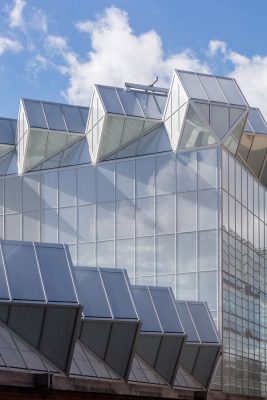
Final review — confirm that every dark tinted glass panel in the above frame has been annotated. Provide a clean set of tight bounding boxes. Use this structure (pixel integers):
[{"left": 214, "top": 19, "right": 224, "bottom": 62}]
[
  {"left": 188, "top": 303, "right": 219, "bottom": 343},
  {"left": 132, "top": 286, "right": 161, "bottom": 332}
]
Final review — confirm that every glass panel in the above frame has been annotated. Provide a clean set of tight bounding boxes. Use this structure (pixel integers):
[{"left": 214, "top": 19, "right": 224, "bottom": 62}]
[
  {"left": 77, "top": 166, "right": 96, "bottom": 205},
  {"left": 179, "top": 105, "right": 216, "bottom": 149},
  {"left": 132, "top": 286, "right": 161, "bottom": 332},
  {"left": 5, "top": 214, "right": 21, "bottom": 240},
  {"left": 177, "top": 191, "right": 197, "bottom": 232},
  {"left": 198, "top": 148, "right": 217, "bottom": 189},
  {"left": 62, "top": 106, "right": 86, "bottom": 133},
  {"left": 23, "top": 175, "right": 40, "bottom": 212},
  {"left": 41, "top": 171, "right": 58, "bottom": 209},
  {"left": 178, "top": 72, "right": 208, "bottom": 100},
  {"left": 116, "top": 200, "right": 135, "bottom": 239},
  {"left": 36, "top": 244, "right": 77, "bottom": 302},
  {"left": 199, "top": 230, "right": 217, "bottom": 271},
  {"left": 5, "top": 177, "right": 22, "bottom": 213},
  {"left": 121, "top": 119, "right": 144, "bottom": 145},
  {"left": 42, "top": 103, "right": 66, "bottom": 131},
  {"left": 136, "top": 157, "right": 155, "bottom": 197},
  {"left": 198, "top": 189, "right": 218, "bottom": 230},
  {"left": 216, "top": 77, "right": 247, "bottom": 106},
  {"left": 156, "top": 234, "right": 175, "bottom": 275},
  {"left": 136, "top": 237, "right": 154, "bottom": 276},
  {"left": 59, "top": 169, "right": 76, "bottom": 207},
  {"left": 100, "top": 270, "right": 137, "bottom": 319},
  {"left": 199, "top": 271, "right": 217, "bottom": 311},
  {"left": 135, "top": 92, "right": 162, "bottom": 119},
  {"left": 247, "top": 136, "right": 267, "bottom": 177},
  {"left": 149, "top": 288, "right": 183, "bottom": 333},
  {"left": 155, "top": 154, "right": 176, "bottom": 195},
  {"left": 176, "top": 273, "right": 197, "bottom": 301},
  {"left": 97, "top": 86, "right": 124, "bottom": 114},
  {"left": 25, "top": 130, "right": 48, "bottom": 170},
  {"left": 97, "top": 241, "right": 114, "bottom": 268},
  {"left": 156, "top": 195, "right": 175, "bottom": 234},
  {"left": 136, "top": 197, "right": 154, "bottom": 237},
  {"left": 2, "top": 243, "right": 45, "bottom": 301},
  {"left": 41, "top": 209, "right": 58, "bottom": 243},
  {"left": 78, "top": 204, "right": 95, "bottom": 242},
  {"left": 78, "top": 242, "right": 95, "bottom": 268},
  {"left": 248, "top": 108, "right": 267, "bottom": 134},
  {"left": 45, "top": 132, "right": 67, "bottom": 157},
  {"left": 176, "top": 301, "right": 199, "bottom": 342},
  {"left": 116, "top": 89, "right": 143, "bottom": 117},
  {"left": 188, "top": 302, "right": 219, "bottom": 342},
  {"left": 23, "top": 100, "right": 47, "bottom": 129},
  {"left": 177, "top": 151, "right": 197, "bottom": 192},
  {"left": 177, "top": 232, "right": 196, "bottom": 273},
  {"left": 97, "top": 202, "right": 114, "bottom": 241},
  {"left": 23, "top": 211, "right": 39, "bottom": 241},
  {"left": 116, "top": 239, "right": 134, "bottom": 277},
  {"left": 198, "top": 74, "right": 226, "bottom": 103},
  {"left": 59, "top": 207, "right": 76, "bottom": 244},
  {"left": 116, "top": 160, "right": 134, "bottom": 200},
  {"left": 75, "top": 268, "right": 111, "bottom": 318},
  {"left": 210, "top": 104, "right": 229, "bottom": 140},
  {"left": 96, "top": 164, "right": 115, "bottom": 202}
]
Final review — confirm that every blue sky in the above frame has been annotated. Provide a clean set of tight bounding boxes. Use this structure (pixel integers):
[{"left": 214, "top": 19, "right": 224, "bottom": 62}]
[{"left": 1, "top": 0, "right": 267, "bottom": 118}]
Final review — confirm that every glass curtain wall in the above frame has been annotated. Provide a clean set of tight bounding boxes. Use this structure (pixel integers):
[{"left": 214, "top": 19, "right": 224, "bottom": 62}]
[
  {"left": 0, "top": 147, "right": 219, "bottom": 321},
  {"left": 221, "top": 148, "right": 267, "bottom": 397}
]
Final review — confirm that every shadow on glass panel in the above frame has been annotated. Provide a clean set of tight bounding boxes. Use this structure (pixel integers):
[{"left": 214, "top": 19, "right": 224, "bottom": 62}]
[
  {"left": 132, "top": 285, "right": 186, "bottom": 386},
  {"left": 176, "top": 300, "right": 221, "bottom": 389},
  {"left": 75, "top": 266, "right": 140, "bottom": 381},
  {"left": 0, "top": 240, "right": 82, "bottom": 375}
]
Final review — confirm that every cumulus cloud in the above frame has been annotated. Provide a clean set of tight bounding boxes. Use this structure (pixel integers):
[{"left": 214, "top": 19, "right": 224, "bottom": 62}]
[
  {"left": 208, "top": 40, "right": 227, "bottom": 56},
  {"left": 0, "top": 37, "right": 22, "bottom": 55},
  {"left": 9, "top": 0, "right": 26, "bottom": 29},
  {"left": 55, "top": 6, "right": 209, "bottom": 105},
  {"left": 46, "top": 35, "right": 68, "bottom": 52}
]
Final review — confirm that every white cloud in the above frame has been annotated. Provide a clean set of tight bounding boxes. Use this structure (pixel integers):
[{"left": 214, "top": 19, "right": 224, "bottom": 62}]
[
  {"left": 29, "top": 8, "right": 48, "bottom": 33},
  {"left": 46, "top": 35, "right": 68, "bottom": 53},
  {"left": 208, "top": 40, "right": 227, "bottom": 56},
  {"left": 9, "top": 0, "right": 26, "bottom": 29},
  {"left": 56, "top": 6, "right": 209, "bottom": 105},
  {"left": 0, "top": 37, "right": 22, "bottom": 55}
]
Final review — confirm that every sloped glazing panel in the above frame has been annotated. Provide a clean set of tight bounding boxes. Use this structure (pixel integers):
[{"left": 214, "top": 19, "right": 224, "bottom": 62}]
[
  {"left": 223, "top": 113, "right": 247, "bottom": 156},
  {"left": 135, "top": 92, "right": 162, "bottom": 119},
  {"left": 131, "top": 286, "right": 162, "bottom": 332},
  {"left": 216, "top": 77, "right": 247, "bottom": 106},
  {"left": 62, "top": 106, "right": 87, "bottom": 133},
  {"left": 237, "top": 133, "right": 253, "bottom": 161},
  {"left": 36, "top": 244, "right": 77, "bottom": 303},
  {"left": 2, "top": 242, "right": 45, "bottom": 301},
  {"left": 198, "top": 75, "right": 226, "bottom": 103},
  {"left": 97, "top": 116, "right": 124, "bottom": 159},
  {"left": 247, "top": 108, "right": 267, "bottom": 134},
  {"left": 75, "top": 268, "right": 112, "bottom": 318},
  {"left": 210, "top": 104, "right": 229, "bottom": 140},
  {"left": 23, "top": 100, "right": 47, "bottom": 129},
  {"left": 42, "top": 103, "right": 66, "bottom": 131},
  {"left": 120, "top": 118, "right": 144, "bottom": 146},
  {"left": 100, "top": 269, "right": 137, "bottom": 319},
  {"left": 179, "top": 105, "right": 216, "bottom": 149},
  {"left": 149, "top": 288, "right": 183, "bottom": 333},
  {"left": 116, "top": 89, "right": 143, "bottom": 118},
  {"left": 25, "top": 130, "right": 48, "bottom": 170},
  {"left": 246, "top": 135, "right": 267, "bottom": 177},
  {"left": 0, "top": 119, "right": 16, "bottom": 144},
  {"left": 45, "top": 132, "right": 67, "bottom": 157},
  {"left": 97, "top": 86, "right": 124, "bottom": 115},
  {"left": 188, "top": 303, "right": 219, "bottom": 343},
  {"left": 178, "top": 71, "right": 208, "bottom": 101},
  {"left": 176, "top": 301, "right": 199, "bottom": 342}
]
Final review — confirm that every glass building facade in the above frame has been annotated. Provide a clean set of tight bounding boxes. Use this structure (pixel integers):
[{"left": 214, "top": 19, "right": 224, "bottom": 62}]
[{"left": 0, "top": 70, "right": 266, "bottom": 397}]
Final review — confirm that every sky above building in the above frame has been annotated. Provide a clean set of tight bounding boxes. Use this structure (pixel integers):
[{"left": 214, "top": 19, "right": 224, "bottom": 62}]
[{"left": 1, "top": 0, "right": 267, "bottom": 119}]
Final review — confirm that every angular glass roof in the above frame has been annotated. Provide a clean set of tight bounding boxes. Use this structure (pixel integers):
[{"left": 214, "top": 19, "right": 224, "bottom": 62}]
[
  {"left": 96, "top": 85, "right": 166, "bottom": 120},
  {"left": 176, "top": 70, "right": 248, "bottom": 106},
  {"left": 0, "top": 117, "right": 16, "bottom": 145},
  {"left": 22, "top": 99, "right": 88, "bottom": 133}
]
